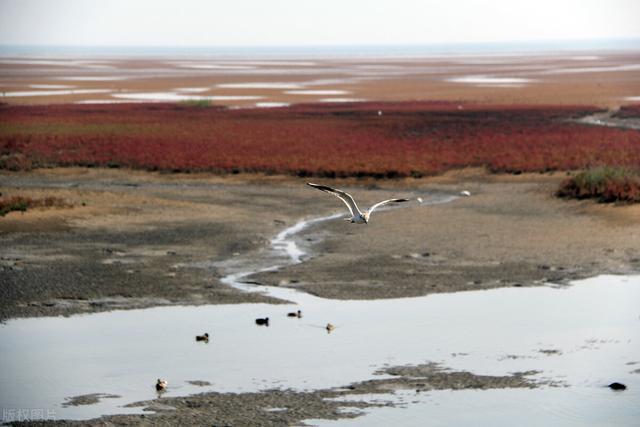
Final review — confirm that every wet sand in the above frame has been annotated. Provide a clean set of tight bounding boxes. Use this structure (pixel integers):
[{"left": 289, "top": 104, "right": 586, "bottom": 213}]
[
  {"left": 2, "top": 168, "right": 639, "bottom": 321},
  {"left": 2, "top": 51, "right": 640, "bottom": 107}
]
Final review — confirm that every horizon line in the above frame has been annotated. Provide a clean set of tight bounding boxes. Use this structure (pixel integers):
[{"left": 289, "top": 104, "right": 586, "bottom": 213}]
[{"left": 2, "top": 37, "right": 640, "bottom": 49}]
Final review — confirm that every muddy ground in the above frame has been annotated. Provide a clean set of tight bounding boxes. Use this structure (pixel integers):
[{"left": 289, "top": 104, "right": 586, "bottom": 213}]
[
  {"left": 17, "top": 364, "right": 543, "bottom": 426},
  {"left": 2, "top": 167, "right": 639, "bottom": 321}
]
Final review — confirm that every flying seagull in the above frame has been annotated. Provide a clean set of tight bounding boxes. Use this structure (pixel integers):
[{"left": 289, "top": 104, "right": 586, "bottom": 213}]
[{"left": 307, "top": 183, "right": 409, "bottom": 224}]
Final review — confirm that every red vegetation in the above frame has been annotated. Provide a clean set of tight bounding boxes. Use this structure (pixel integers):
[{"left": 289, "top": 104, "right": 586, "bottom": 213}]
[{"left": 1, "top": 102, "right": 639, "bottom": 177}]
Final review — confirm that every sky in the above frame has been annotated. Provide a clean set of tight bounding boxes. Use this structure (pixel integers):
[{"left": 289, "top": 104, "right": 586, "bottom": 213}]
[{"left": 1, "top": 0, "right": 639, "bottom": 47}]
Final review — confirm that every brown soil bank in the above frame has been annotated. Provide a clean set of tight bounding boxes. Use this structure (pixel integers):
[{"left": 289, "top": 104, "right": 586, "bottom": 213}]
[{"left": 1, "top": 168, "right": 639, "bottom": 320}]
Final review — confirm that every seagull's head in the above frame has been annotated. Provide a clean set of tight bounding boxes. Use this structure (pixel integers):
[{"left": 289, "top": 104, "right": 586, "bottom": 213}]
[{"left": 362, "top": 213, "right": 369, "bottom": 224}]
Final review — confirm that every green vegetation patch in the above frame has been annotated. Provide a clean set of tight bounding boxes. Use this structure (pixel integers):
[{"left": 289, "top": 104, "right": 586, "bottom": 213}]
[
  {"left": 178, "top": 99, "right": 212, "bottom": 108},
  {"left": 557, "top": 166, "right": 640, "bottom": 203},
  {"left": 0, "top": 195, "right": 71, "bottom": 216}
]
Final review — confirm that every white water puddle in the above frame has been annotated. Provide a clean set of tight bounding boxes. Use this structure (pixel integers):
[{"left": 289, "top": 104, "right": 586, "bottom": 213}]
[
  {"left": 174, "top": 87, "right": 210, "bottom": 93},
  {"left": 541, "top": 64, "right": 640, "bottom": 75},
  {"left": 569, "top": 56, "right": 602, "bottom": 61},
  {"left": 318, "top": 98, "right": 366, "bottom": 103},
  {"left": 74, "top": 99, "right": 147, "bottom": 105},
  {"left": 0, "top": 89, "right": 113, "bottom": 98},
  {"left": 305, "top": 78, "right": 369, "bottom": 86},
  {"left": 475, "top": 84, "right": 526, "bottom": 88},
  {"left": 176, "top": 63, "right": 257, "bottom": 70},
  {"left": 447, "top": 75, "right": 533, "bottom": 85},
  {"left": 56, "top": 76, "right": 129, "bottom": 81},
  {"left": 0, "top": 194, "right": 638, "bottom": 423},
  {"left": 29, "top": 84, "right": 76, "bottom": 89},
  {"left": 255, "top": 102, "right": 291, "bottom": 108},
  {"left": 354, "top": 64, "right": 402, "bottom": 70},
  {"left": 216, "top": 61, "right": 317, "bottom": 67},
  {"left": 216, "top": 82, "right": 306, "bottom": 90},
  {"left": 285, "top": 90, "right": 351, "bottom": 95},
  {"left": 0, "top": 59, "right": 111, "bottom": 68},
  {"left": 110, "top": 92, "right": 263, "bottom": 102}
]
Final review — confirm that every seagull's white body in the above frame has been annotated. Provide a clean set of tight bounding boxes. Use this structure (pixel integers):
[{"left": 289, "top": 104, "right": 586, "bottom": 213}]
[{"left": 307, "top": 183, "right": 408, "bottom": 224}]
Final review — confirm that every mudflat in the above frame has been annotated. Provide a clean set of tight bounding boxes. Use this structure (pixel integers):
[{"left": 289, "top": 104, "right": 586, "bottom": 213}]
[
  {"left": 2, "top": 52, "right": 640, "bottom": 107},
  {"left": 2, "top": 167, "right": 639, "bottom": 321}
]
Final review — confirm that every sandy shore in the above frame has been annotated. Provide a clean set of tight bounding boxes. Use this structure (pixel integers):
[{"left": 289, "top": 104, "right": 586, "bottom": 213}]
[{"left": 2, "top": 168, "right": 639, "bottom": 321}]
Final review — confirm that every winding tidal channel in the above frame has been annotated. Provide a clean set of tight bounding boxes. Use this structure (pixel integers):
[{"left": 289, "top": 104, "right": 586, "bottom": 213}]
[{"left": 1, "top": 194, "right": 639, "bottom": 425}]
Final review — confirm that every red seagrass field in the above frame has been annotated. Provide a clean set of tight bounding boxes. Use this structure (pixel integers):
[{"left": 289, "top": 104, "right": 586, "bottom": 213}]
[{"left": 2, "top": 101, "right": 640, "bottom": 177}]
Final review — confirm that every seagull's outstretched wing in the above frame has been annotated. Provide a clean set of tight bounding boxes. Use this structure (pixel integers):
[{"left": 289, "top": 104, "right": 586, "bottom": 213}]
[
  {"left": 307, "top": 183, "right": 362, "bottom": 216},
  {"left": 367, "top": 198, "right": 409, "bottom": 215}
]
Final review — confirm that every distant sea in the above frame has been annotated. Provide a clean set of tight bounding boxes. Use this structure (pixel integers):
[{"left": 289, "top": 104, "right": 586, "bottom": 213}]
[{"left": 0, "top": 39, "right": 639, "bottom": 58}]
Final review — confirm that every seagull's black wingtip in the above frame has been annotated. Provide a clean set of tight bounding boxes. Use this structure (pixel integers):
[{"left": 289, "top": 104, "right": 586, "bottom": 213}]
[{"left": 307, "top": 183, "right": 334, "bottom": 192}]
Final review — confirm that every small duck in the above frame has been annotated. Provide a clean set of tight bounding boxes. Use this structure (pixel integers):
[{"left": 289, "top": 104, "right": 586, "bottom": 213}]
[
  {"left": 156, "top": 378, "right": 168, "bottom": 391},
  {"left": 255, "top": 317, "right": 269, "bottom": 326},
  {"left": 326, "top": 323, "right": 335, "bottom": 333},
  {"left": 608, "top": 382, "right": 627, "bottom": 391},
  {"left": 287, "top": 310, "right": 302, "bottom": 318},
  {"left": 195, "top": 333, "right": 209, "bottom": 342}
]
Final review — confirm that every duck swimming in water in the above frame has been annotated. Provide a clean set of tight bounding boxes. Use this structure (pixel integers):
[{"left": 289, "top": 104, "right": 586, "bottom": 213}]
[
  {"left": 326, "top": 323, "right": 335, "bottom": 333},
  {"left": 255, "top": 317, "right": 269, "bottom": 326},
  {"left": 195, "top": 333, "right": 209, "bottom": 342},
  {"left": 287, "top": 310, "right": 302, "bottom": 318}
]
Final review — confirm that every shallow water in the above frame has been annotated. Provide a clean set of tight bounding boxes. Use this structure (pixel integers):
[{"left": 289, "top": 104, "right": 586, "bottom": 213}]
[
  {"left": 174, "top": 87, "right": 210, "bottom": 93},
  {"left": 74, "top": 99, "right": 147, "bottom": 104},
  {"left": 311, "top": 386, "right": 640, "bottom": 426},
  {"left": 0, "top": 89, "right": 112, "bottom": 97},
  {"left": 541, "top": 64, "right": 640, "bottom": 74},
  {"left": 217, "top": 82, "right": 305, "bottom": 89},
  {"left": 56, "top": 76, "right": 128, "bottom": 81},
  {"left": 1, "top": 275, "right": 637, "bottom": 422},
  {"left": 0, "top": 59, "right": 109, "bottom": 68},
  {"left": 285, "top": 89, "right": 351, "bottom": 95},
  {"left": 175, "top": 63, "right": 257, "bottom": 70},
  {"left": 448, "top": 75, "right": 533, "bottom": 85},
  {"left": 110, "top": 92, "right": 263, "bottom": 102},
  {"left": 318, "top": 98, "right": 366, "bottom": 103},
  {"left": 0, "top": 194, "right": 638, "bottom": 424},
  {"left": 254, "top": 101, "right": 291, "bottom": 108},
  {"left": 569, "top": 55, "right": 602, "bottom": 61},
  {"left": 29, "top": 84, "right": 75, "bottom": 89}
]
